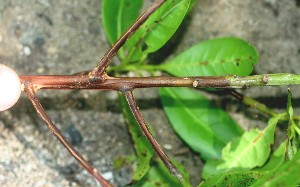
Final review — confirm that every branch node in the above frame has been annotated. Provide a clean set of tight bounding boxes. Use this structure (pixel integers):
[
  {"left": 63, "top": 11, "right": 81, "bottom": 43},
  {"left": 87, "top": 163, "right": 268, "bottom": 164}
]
[
  {"left": 192, "top": 78, "right": 201, "bottom": 87},
  {"left": 262, "top": 74, "right": 269, "bottom": 84},
  {"left": 119, "top": 85, "right": 134, "bottom": 92},
  {"left": 88, "top": 71, "right": 108, "bottom": 83}
]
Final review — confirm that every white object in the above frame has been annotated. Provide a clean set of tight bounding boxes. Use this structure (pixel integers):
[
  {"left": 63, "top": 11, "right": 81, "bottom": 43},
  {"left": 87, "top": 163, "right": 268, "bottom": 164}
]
[
  {"left": 102, "top": 171, "right": 113, "bottom": 181},
  {"left": 0, "top": 64, "right": 21, "bottom": 111}
]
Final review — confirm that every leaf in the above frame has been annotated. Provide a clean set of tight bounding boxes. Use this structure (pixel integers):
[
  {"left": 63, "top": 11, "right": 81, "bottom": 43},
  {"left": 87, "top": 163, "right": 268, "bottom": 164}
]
[
  {"left": 102, "top": 0, "right": 143, "bottom": 44},
  {"left": 250, "top": 150, "right": 300, "bottom": 187},
  {"left": 201, "top": 159, "right": 224, "bottom": 179},
  {"left": 124, "top": 0, "right": 191, "bottom": 62},
  {"left": 201, "top": 142, "right": 286, "bottom": 179},
  {"left": 218, "top": 115, "right": 283, "bottom": 170},
  {"left": 188, "top": 0, "right": 196, "bottom": 12},
  {"left": 159, "top": 37, "right": 258, "bottom": 76},
  {"left": 198, "top": 170, "right": 265, "bottom": 187},
  {"left": 119, "top": 93, "right": 154, "bottom": 181},
  {"left": 286, "top": 89, "right": 299, "bottom": 160},
  {"left": 256, "top": 142, "right": 286, "bottom": 172},
  {"left": 160, "top": 87, "right": 243, "bottom": 160},
  {"left": 113, "top": 155, "right": 135, "bottom": 170},
  {"left": 132, "top": 158, "right": 190, "bottom": 187},
  {"left": 102, "top": 0, "right": 143, "bottom": 58}
]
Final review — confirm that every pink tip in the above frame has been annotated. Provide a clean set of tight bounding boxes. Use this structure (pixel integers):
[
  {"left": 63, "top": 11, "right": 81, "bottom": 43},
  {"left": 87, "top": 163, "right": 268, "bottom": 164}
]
[{"left": 0, "top": 64, "right": 21, "bottom": 111}]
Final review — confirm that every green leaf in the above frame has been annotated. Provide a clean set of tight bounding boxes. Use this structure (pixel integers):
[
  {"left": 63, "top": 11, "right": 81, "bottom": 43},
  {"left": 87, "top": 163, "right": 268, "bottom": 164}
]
[
  {"left": 119, "top": 93, "right": 154, "bottom": 181},
  {"left": 113, "top": 155, "right": 135, "bottom": 170},
  {"left": 124, "top": 0, "right": 190, "bottom": 62},
  {"left": 102, "top": 0, "right": 143, "bottom": 44},
  {"left": 201, "top": 159, "right": 224, "bottom": 179},
  {"left": 250, "top": 150, "right": 300, "bottom": 187},
  {"left": 187, "top": 0, "right": 196, "bottom": 13},
  {"left": 132, "top": 158, "right": 190, "bottom": 187},
  {"left": 218, "top": 115, "right": 283, "bottom": 170},
  {"left": 160, "top": 87, "right": 243, "bottom": 160},
  {"left": 159, "top": 37, "right": 258, "bottom": 76},
  {"left": 102, "top": 0, "right": 143, "bottom": 58},
  {"left": 256, "top": 142, "right": 286, "bottom": 172},
  {"left": 198, "top": 170, "right": 265, "bottom": 187},
  {"left": 286, "top": 89, "right": 299, "bottom": 160},
  {"left": 201, "top": 142, "right": 286, "bottom": 179}
]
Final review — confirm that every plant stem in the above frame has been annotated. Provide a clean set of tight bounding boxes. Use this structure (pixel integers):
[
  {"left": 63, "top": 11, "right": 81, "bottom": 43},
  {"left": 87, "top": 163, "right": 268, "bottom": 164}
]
[
  {"left": 24, "top": 82, "right": 112, "bottom": 187},
  {"left": 229, "top": 90, "right": 300, "bottom": 122},
  {"left": 89, "top": 0, "right": 166, "bottom": 79},
  {"left": 229, "top": 90, "right": 279, "bottom": 117},
  {"left": 227, "top": 73, "right": 300, "bottom": 88},
  {"left": 20, "top": 73, "right": 300, "bottom": 91},
  {"left": 124, "top": 91, "right": 185, "bottom": 183}
]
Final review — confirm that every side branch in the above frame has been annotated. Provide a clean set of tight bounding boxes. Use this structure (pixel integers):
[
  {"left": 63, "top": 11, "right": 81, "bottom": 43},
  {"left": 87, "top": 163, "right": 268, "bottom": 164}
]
[
  {"left": 228, "top": 90, "right": 300, "bottom": 122},
  {"left": 89, "top": 0, "right": 166, "bottom": 79},
  {"left": 124, "top": 91, "right": 184, "bottom": 182},
  {"left": 24, "top": 82, "right": 112, "bottom": 187},
  {"left": 229, "top": 89, "right": 278, "bottom": 117}
]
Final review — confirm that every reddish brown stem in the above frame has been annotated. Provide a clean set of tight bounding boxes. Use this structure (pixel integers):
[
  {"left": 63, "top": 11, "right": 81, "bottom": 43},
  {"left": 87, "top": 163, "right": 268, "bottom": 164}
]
[
  {"left": 24, "top": 82, "right": 112, "bottom": 187},
  {"left": 20, "top": 75, "right": 229, "bottom": 90},
  {"left": 124, "top": 91, "right": 184, "bottom": 182},
  {"left": 89, "top": 0, "right": 166, "bottom": 79}
]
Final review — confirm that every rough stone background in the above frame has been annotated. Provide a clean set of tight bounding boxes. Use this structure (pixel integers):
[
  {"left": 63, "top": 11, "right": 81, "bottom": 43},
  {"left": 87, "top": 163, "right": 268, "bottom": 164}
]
[{"left": 0, "top": 0, "right": 299, "bottom": 186}]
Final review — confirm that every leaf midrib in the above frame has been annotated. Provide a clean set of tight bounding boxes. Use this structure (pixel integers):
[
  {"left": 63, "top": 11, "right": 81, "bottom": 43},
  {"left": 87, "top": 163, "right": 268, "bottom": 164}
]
[{"left": 222, "top": 116, "right": 279, "bottom": 168}]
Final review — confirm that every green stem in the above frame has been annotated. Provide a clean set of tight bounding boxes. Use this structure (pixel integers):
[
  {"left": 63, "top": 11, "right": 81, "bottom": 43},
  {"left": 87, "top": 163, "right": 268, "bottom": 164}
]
[
  {"left": 230, "top": 90, "right": 278, "bottom": 117},
  {"left": 227, "top": 74, "right": 300, "bottom": 88},
  {"left": 230, "top": 90, "right": 300, "bottom": 122}
]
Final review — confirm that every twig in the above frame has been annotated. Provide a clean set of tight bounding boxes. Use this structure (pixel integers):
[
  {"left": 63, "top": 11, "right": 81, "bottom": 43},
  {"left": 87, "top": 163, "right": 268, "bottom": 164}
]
[
  {"left": 14, "top": 0, "right": 300, "bottom": 184},
  {"left": 229, "top": 89, "right": 300, "bottom": 122},
  {"left": 229, "top": 90, "right": 278, "bottom": 117},
  {"left": 123, "top": 91, "right": 184, "bottom": 183},
  {"left": 20, "top": 73, "right": 300, "bottom": 91},
  {"left": 23, "top": 82, "right": 112, "bottom": 187},
  {"left": 89, "top": 0, "right": 166, "bottom": 80}
]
